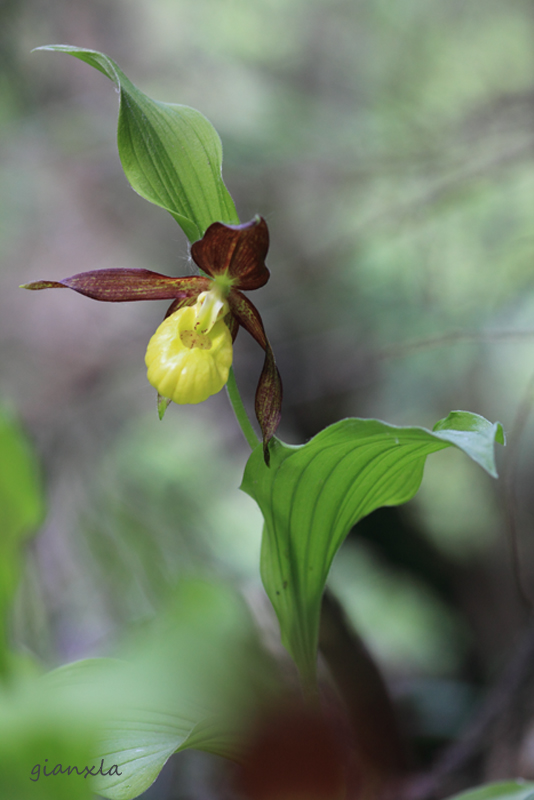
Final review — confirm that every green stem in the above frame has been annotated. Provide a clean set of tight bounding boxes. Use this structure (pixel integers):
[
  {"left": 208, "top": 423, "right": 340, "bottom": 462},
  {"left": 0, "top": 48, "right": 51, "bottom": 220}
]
[{"left": 225, "top": 367, "right": 260, "bottom": 451}]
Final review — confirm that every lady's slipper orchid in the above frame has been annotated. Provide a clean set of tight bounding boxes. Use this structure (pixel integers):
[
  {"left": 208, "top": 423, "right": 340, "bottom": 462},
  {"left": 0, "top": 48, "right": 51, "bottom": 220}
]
[
  {"left": 145, "top": 288, "right": 233, "bottom": 406},
  {"left": 22, "top": 217, "right": 282, "bottom": 463}
]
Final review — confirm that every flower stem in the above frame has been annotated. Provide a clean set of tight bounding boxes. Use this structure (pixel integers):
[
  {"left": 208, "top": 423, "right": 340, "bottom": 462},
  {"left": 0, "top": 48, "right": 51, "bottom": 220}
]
[{"left": 226, "top": 367, "right": 260, "bottom": 451}]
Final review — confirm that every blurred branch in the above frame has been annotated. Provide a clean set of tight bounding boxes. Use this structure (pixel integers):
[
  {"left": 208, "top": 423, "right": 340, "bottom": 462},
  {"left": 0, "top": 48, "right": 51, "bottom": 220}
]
[
  {"left": 402, "top": 617, "right": 534, "bottom": 800},
  {"left": 503, "top": 368, "right": 534, "bottom": 613},
  {"left": 378, "top": 330, "right": 534, "bottom": 361}
]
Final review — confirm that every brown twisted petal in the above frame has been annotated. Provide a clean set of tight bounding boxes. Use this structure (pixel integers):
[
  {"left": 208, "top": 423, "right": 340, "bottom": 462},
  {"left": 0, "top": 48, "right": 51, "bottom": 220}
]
[
  {"left": 191, "top": 217, "right": 270, "bottom": 291},
  {"left": 228, "top": 290, "right": 282, "bottom": 465},
  {"left": 22, "top": 269, "right": 211, "bottom": 303}
]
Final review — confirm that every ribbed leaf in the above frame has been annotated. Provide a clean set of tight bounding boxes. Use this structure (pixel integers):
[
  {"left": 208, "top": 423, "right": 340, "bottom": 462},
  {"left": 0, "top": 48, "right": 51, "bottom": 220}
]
[
  {"left": 241, "top": 411, "right": 504, "bottom": 686},
  {"left": 45, "top": 581, "right": 272, "bottom": 800},
  {"left": 35, "top": 46, "right": 239, "bottom": 242}
]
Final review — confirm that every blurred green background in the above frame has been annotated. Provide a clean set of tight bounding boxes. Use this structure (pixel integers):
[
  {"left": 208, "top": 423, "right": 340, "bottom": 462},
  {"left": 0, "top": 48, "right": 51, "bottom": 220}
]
[{"left": 3, "top": 0, "right": 534, "bottom": 784}]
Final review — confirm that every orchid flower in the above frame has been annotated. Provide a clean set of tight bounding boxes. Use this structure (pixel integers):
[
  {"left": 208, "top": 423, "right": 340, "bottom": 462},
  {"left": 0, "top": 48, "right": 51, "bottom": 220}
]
[{"left": 22, "top": 217, "right": 282, "bottom": 463}]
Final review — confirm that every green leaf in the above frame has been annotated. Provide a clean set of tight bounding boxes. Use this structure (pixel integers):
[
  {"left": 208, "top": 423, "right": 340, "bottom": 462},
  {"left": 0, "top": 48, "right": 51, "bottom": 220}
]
[
  {"left": 63, "top": 664, "right": 244, "bottom": 800},
  {"left": 34, "top": 46, "right": 239, "bottom": 242},
  {"left": 241, "top": 411, "right": 504, "bottom": 686},
  {"left": 445, "top": 781, "right": 534, "bottom": 800},
  {"left": 0, "top": 410, "right": 44, "bottom": 672},
  {"left": 0, "top": 676, "right": 97, "bottom": 799},
  {"left": 46, "top": 581, "right": 274, "bottom": 800}
]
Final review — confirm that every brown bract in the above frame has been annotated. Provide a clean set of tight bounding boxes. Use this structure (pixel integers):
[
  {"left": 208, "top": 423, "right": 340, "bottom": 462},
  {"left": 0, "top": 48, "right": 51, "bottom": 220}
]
[{"left": 22, "top": 216, "right": 282, "bottom": 464}]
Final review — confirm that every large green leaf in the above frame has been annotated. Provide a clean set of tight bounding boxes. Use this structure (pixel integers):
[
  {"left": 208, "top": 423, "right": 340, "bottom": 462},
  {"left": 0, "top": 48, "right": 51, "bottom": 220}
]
[
  {"left": 446, "top": 782, "right": 534, "bottom": 800},
  {"left": 45, "top": 581, "right": 275, "bottom": 800},
  {"left": 46, "top": 658, "right": 215, "bottom": 800},
  {"left": 0, "top": 410, "right": 44, "bottom": 673},
  {"left": 241, "top": 411, "right": 504, "bottom": 686},
  {"left": 35, "top": 46, "right": 239, "bottom": 242},
  {"left": 48, "top": 662, "right": 244, "bottom": 800}
]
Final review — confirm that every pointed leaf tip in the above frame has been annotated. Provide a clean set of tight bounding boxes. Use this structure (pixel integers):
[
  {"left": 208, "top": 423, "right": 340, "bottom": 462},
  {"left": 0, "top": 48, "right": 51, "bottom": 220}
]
[
  {"left": 158, "top": 394, "right": 171, "bottom": 420},
  {"left": 20, "top": 280, "right": 66, "bottom": 290},
  {"left": 431, "top": 411, "right": 504, "bottom": 478}
]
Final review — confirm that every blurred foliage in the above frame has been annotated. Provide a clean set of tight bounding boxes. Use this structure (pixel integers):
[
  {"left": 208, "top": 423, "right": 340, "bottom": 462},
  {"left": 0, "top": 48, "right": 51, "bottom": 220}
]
[
  {"left": 0, "top": 409, "right": 44, "bottom": 672},
  {"left": 410, "top": 448, "right": 501, "bottom": 561},
  {"left": 329, "top": 542, "right": 466, "bottom": 676},
  {"left": 0, "top": 578, "right": 273, "bottom": 799},
  {"left": 80, "top": 415, "right": 263, "bottom": 625},
  {"left": 3, "top": 0, "right": 534, "bottom": 789},
  {"left": 0, "top": 682, "right": 96, "bottom": 800},
  {"left": 0, "top": 407, "right": 44, "bottom": 554},
  {"left": 42, "top": 579, "right": 277, "bottom": 799},
  {"left": 447, "top": 783, "right": 534, "bottom": 800}
]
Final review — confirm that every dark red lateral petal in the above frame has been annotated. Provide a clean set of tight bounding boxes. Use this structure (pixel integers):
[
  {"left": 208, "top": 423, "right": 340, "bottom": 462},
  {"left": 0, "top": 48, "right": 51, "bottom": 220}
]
[
  {"left": 22, "top": 270, "right": 210, "bottom": 302},
  {"left": 190, "top": 217, "right": 270, "bottom": 291},
  {"left": 228, "top": 290, "right": 282, "bottom": 465},
  {"left": 225, "top": 313, "right": 240, "bottom": 343}
]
